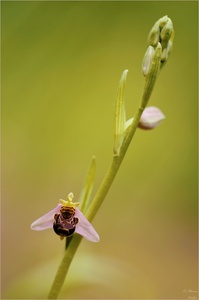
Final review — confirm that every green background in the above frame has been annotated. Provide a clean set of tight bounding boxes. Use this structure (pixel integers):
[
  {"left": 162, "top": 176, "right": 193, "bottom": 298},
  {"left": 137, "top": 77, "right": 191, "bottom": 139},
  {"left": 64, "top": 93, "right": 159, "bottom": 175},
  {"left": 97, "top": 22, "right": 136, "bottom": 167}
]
[{"left": 2, "top": 1, "right": 198, "bottom": 299}]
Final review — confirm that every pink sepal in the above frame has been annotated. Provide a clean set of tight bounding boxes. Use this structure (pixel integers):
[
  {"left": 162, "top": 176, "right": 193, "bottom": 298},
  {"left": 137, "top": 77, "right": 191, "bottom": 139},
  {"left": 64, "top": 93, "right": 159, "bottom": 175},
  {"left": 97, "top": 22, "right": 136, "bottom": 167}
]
[
  {"left": 139, "top": 106, "right": 165, "bottom": 130},
  {"left": 75, "top": 208, "right": 100, "bottom": 242},
  {"left": 31, "top": 204, "right": 62, "bottom": 230}
]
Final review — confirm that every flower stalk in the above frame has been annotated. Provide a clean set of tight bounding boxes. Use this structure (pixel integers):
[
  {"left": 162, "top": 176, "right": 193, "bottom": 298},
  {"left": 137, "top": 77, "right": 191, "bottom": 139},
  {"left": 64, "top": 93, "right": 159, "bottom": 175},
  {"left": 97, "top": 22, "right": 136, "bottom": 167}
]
[{"left": 31, "top": 15, "right": 174, "bottom": 299}]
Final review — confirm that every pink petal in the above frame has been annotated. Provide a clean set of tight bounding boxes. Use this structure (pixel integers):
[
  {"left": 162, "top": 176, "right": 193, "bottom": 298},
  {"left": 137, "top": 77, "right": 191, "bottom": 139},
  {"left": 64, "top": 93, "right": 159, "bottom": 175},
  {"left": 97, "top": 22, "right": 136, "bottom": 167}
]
[
  {"left": 139, "top": 106, "right": 165, "bottom": 130},
  {"left": 31, "top": 204, "right": 61, "bottom": 231},
  {"left": 75, "top": 208, "right": 100, "bottom": 242}
]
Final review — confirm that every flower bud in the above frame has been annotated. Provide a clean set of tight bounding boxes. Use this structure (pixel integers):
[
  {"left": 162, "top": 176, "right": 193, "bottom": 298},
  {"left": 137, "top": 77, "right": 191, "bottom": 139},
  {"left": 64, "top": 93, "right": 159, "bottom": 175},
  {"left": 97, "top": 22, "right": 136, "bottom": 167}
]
[
  {"left": 147, "top": 16, "right": 169, "bottom": 47},
  {"left": 161, "top": 39, "right": 172, "bottom": 62},
  {"left": 160, "top": 19, "right": 173, "bottom": 43},
  {"left": 138, "top": 106, "right": 165, "bottom": 130},
  {"left": 142, "top": 46, "right": 155, "bottom": 77},
  {"left": 147, "top": 16, "right": 174, "bottom": 69},
  {"left": 147, "top": 22, "right": 160, "bottom": 47},
  {"left": 158, "top": 15, "right": 170, "bottom": 28}
]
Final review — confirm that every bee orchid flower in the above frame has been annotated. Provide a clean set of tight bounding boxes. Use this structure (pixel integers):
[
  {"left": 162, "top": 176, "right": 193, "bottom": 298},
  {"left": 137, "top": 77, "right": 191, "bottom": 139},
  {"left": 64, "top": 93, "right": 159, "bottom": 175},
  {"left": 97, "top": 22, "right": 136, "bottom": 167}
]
[{"left": 31, "top": 193, "right": 100, "bottom": 242}]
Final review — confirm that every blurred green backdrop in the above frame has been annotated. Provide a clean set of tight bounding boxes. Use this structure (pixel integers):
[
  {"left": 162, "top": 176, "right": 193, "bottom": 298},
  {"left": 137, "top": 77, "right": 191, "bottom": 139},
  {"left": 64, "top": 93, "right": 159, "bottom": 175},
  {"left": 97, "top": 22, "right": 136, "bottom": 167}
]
[{"left": 2, "top": 1, "right": 198, "bottom": 299}]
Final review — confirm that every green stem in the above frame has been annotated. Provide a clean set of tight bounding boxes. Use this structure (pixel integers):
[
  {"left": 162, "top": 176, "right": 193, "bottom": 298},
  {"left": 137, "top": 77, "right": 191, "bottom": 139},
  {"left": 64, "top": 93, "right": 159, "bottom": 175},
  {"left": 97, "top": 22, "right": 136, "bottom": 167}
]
[
  {"left": 48, "top": 234, "right": 82, "bottom": 299},
  {"left": 48, "top": 44, "right": 162, "bottom": 299},
  {"left": 47, "top": 104, "right": 144, "bottom": 299}
]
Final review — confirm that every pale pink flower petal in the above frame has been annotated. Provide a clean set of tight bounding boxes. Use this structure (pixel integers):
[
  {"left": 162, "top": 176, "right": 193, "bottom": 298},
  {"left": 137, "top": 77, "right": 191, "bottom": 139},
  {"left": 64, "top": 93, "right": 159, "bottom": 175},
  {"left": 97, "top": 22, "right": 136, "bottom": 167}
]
[
  {"left": 75, "top": 208, "right": 100, "bottom": 242},
  {"left": 31, "top": 204, "right": 62, "bottom": 231},
  {"left": 139, "top": 106, "right": 165, "bottom": 130}
]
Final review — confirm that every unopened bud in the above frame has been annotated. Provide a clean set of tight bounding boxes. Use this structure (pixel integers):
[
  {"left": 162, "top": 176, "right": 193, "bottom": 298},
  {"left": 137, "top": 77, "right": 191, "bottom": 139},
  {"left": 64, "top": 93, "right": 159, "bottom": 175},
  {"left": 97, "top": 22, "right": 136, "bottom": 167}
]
[
  {"left": 158, "top": 15, "right": 170, "bottom": 28},
  {"left": 147, "top": 16, "right": 174, "bottom": 69},
  {"left": 138, "top": 106, "right": 165, "bottom": 130},
  {"left": 148, "top": 23, "right": 160, "bottom": 47},
  {"left": 160, "top": 19, "right": 173, "bottom": 43},
  {"left": 142, "top": 46, "right": 155, "bottom": 76},
  {"left": 161, "top": 39, "right": 172, "bottom": 62},
  {"left": 148, "top": 16, "right": 168, "bottom": 47}
]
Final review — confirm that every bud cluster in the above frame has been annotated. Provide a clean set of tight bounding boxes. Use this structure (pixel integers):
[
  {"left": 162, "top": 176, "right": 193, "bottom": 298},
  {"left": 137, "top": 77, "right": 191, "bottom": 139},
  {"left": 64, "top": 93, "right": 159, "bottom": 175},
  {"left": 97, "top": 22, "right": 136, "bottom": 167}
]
[
  {"left": 148, "top": 15, "right": 174, "bottom": 68},
  {"left": 142, "top": 16, "right": 174, "bottom": 81}
]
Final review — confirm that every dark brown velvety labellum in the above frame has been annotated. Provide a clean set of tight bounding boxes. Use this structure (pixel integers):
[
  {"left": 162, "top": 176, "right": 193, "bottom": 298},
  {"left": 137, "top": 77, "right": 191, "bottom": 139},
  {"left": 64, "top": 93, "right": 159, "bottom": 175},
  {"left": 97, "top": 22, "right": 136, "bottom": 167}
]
[{"left": 53, "top": 206, "right": 79, "bottom": 237}]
